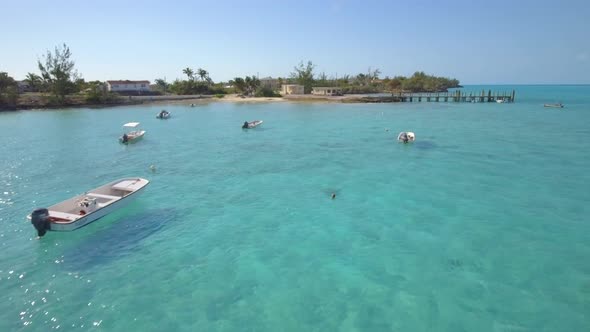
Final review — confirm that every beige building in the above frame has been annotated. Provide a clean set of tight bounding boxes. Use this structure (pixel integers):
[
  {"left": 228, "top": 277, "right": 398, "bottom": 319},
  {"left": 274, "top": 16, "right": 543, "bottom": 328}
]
[
  {"left": 311, "top": 87, "right": 343, "bottom": 96},
  {"left": 281, "top": 84, "right": 304, "bottom": 95}
]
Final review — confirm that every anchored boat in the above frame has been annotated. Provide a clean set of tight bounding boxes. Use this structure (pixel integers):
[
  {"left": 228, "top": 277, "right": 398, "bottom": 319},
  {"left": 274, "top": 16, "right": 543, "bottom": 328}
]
[
  {"left": 397, "top": 131, "right": 415, "bottom": 143},
  {"left": 242, "top": 120, "right": 263, "bottom": 129},
  {"left": 156, "top": 110, "right": 171, "bottom": 119},
  {"left": 28, "top": 178, "right": 150, "bottom": 237},
  {"left": 544, "top": 103, "right": 564, "bottom": 108},
  {"left": 119, "top": 122, "right": 145, "bottom": 144}
]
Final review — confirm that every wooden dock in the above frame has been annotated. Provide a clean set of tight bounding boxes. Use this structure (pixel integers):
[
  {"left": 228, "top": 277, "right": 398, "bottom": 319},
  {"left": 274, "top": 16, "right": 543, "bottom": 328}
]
[{"left": 392, "top": 89, "right": 516, "bottom": 103}]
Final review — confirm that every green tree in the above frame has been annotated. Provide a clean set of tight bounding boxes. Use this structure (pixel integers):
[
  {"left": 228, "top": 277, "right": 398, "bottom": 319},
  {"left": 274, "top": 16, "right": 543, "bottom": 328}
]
[
  {"left": 74, "top": 78, "right": 86, "bottom": 93},
  {"left": 84, "top": 81, "right": 112, "bottom": 104},
  {"left": 0, "top": 72, "right": 19, "bottom": 108},
  {"left": 291, "top": 61, "right": 315, "bottom": 94},
  {"left": 315, "top": 72, "right": 329, "bottom": 87},
  {"left": 197, "top": 68, "right": 209, "bottom": 83},
  {"left": 388, "top": 76, "right": 403, "bottom": 92},
  {"left": 231, "top": 77, "right": 246, "bottom": 94},
  {"left": 24, "top": 72, "right": 42, "bottom": 92},
  {"left": 154, "top": 78, "right": 169, "bottom": 93},
  {"left": 368, "top": 68, "right": 381, "bottom": 81},
  {"left": 38, "top": 43, "right": 79, "bottom": 103},
  {"left": 248, "top": 76, "right": 260, "bottom": 95},
  {"left": 183, "top": 68, "right": 194, "bottom": 81},
  {"left": 244, "top": 76, "right": 253, "bottom": 95}
]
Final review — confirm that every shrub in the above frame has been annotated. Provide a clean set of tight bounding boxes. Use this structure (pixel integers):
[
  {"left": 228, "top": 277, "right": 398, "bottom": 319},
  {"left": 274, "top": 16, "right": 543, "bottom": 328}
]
[{"left": 255, "top": 86, "right": 281, "bottom": 97}]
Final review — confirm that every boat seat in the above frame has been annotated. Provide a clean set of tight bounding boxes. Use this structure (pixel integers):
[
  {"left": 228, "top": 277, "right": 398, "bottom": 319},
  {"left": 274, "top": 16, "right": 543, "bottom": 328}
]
[
  {"left": 86, "top": 193, "right": 121, "bottom": 200},
  {"left": 48, "top": 210, "right": 79, "bottom": 221}
]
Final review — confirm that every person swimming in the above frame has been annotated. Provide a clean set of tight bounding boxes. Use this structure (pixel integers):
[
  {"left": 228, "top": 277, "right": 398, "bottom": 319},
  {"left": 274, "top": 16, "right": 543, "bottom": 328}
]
[
  {"left": 242, "top": 121, "right": 249, "bottom": 129},
  {"left": 331, "top": 193, "right": 336, "bottom": 199}
]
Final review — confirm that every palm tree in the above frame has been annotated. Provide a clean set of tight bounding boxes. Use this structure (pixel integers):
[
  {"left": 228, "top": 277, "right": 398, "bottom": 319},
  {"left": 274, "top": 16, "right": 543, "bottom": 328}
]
[
  {"left": 244, "top": 76, "right": 253, "bottom": 96},
  {"left": 250, "top": 76, "right": 260, "bottom": 94},
  {"left": 24, "top": 72, "right": 42, "bottom": 92},
  {"left": 232, "top": 77, "right": 246, "bottom": 94},
  {"left": 197, "top": 68, "right": 209, "bottom": 83},
  {"left": 182, "top": 68, "right": 194, "bottom": 81}
]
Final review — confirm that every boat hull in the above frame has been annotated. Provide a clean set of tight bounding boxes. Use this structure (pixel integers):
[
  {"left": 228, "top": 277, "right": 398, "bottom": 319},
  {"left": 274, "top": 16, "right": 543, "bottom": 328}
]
[
  {"left": 119, "top": 131, "right": 145, "bottom": 144},
  {"left": 28, "top": 178, "right": 149, "bottom": 234},
  {"left": 243, "top": 120, "right": 263, "bottom": 129},
  {"left": 49, "top": 184, "right": 147, "bottom": 231}
]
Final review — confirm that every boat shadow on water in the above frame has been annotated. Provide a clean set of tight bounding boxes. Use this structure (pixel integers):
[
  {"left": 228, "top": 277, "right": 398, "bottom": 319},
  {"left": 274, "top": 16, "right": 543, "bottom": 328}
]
[
  {"left": 60, "top": 207, "right": 179, "bottom": 270},
  {"left": 412, "top": 140, "right": 437, "bottom": 150}
]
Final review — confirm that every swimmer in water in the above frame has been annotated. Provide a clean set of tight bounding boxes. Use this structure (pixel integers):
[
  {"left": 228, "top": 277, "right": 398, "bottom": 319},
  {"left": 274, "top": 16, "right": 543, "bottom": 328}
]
[{"left": 331, "top": 193, "right": 336, "bottom": 199}]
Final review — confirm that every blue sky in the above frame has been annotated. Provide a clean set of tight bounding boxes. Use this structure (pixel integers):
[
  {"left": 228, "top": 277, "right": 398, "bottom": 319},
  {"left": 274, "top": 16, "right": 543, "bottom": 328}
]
[{"left": 1, "top": 0, "right": 589, "bottom": 84}]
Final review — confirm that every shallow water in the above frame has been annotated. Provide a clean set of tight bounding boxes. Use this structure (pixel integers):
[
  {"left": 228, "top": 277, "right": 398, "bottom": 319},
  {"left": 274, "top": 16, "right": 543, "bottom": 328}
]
[{"left": 1, "top": 85, "right": 589, "bottom": 331}]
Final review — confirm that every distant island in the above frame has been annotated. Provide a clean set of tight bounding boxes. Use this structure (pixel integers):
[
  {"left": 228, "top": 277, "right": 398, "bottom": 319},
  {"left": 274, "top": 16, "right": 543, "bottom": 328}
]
[{"left": 0, "top": 44, "right": 461, "bottom": 111}]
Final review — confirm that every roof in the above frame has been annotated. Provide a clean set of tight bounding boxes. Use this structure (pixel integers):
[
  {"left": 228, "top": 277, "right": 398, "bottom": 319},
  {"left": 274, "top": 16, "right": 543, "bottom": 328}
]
[
  {"left": 282, "top": 84, "right": 303, "bottom": 87},
  {"left": 313, "top": 87, "right": 342, "bottom": 90},
  {"left": 123, "top": 122, "right": 140, "bottom": 128},
  {"left": 107, "top": 80, "right": 150, "bottom": 85}
]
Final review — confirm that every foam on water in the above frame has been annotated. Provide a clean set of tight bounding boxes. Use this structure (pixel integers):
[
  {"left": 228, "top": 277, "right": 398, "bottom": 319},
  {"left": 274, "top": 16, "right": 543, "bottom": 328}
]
[{"left": 1, "top": 85, "right": 589, "bottom": 331}]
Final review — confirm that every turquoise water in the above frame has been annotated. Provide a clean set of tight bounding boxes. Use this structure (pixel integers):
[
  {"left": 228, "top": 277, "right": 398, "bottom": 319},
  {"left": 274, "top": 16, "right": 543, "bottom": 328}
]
[{"left": 1, "top": 85, "right": 589, "bottom": 331}]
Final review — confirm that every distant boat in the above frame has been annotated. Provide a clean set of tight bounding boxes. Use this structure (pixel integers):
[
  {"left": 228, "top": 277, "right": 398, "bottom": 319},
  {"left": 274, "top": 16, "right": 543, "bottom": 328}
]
[
  {"left": 156, "top": 110, "right": 171, "bottom": 119},
  {"left": 544, "top": 103, "right": 564, "bottom": 108},
  {"left": 496, "top": 99, "right": 506, "bottom": 103},
  {"left": 242, "top": 120, "right": 263, "bottom": 129},
  {"left": 119, "top": 122, "right": 145, "bottom": 144},
  {"left": 28, "top": 178, "right": 150, "bottom": 236},
  {"left": 398, "top": 131, "right": 415, "bottom": 143}
]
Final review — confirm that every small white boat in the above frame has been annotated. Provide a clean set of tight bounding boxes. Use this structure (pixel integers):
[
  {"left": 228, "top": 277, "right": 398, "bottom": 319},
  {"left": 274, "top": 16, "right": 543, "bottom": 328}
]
[
  {"left": 496, "top": 99, "right": 505, "bottom": 103},
  {"left": 28, "top": 178, "right": 150, "bottom": 236},
  {"left": 242, "top": 120, "right": 263, "bottom": 129},
  {"left": 156, "top": 110, "right": 171, "bottom": 119},
  {"left": 119, "top": 122, "right": 145, "bottom": 144},
  {"left": 544, "top": 103, "right": 564, "bottom": 108},
  {"left": 398, "top": 131, "right": 415, "bottom": 143}
]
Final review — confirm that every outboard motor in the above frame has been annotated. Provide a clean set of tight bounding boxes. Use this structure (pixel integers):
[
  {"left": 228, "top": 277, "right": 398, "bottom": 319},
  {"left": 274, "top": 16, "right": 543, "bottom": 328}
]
[
  {"left": 398, "top": 132, "right": 409, "bottom": 143},
  {"left": 31, "top": 208, "right": 50, "bottom": 237}
]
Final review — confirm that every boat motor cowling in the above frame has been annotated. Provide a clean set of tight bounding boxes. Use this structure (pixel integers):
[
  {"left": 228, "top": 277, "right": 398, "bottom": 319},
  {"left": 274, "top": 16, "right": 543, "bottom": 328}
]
[{"left": 31, "top": 208, "right": 50, "bottom": 237}]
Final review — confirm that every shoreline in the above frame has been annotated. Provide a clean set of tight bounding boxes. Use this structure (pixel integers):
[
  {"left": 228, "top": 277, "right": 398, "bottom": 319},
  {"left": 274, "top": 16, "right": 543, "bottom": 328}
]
[{"left": 2, "top": 93, "right": 404, "bottom": 111}]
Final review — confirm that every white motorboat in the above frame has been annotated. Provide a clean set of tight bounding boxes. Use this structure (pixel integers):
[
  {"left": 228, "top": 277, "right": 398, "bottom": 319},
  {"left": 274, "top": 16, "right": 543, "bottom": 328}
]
[
  {"left": 544, "top": 103, "right": 564, "bottom": 108},
  {"left": 398, "top": 131, "right": 415, "bottom": 143},
  {"left": 28, "top": 178, "right": 150, "bottom": 236},
  {"left": 242, "top": 120, "right": 263, "bottom": 129},
  {"left": 119, "top": 122, "right": 145, "bottom": 144},
  {"left": 156, "top": 110, "right": 171, "bottom": 119}
]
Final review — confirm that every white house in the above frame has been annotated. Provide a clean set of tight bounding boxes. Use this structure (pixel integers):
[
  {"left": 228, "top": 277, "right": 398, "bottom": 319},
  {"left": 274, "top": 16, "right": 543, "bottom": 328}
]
[
  {"left": 106, "top": 80, "right": 151, "bottom": 92},
  {"left": 281, "top": 84, "right": 304, "bottom": 95}
]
